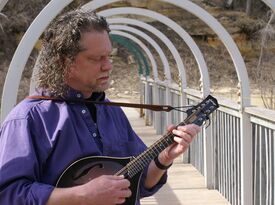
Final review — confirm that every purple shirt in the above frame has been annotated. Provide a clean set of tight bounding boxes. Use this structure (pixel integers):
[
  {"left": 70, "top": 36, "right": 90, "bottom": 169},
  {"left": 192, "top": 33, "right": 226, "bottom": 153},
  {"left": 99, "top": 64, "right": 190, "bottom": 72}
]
[{"left": 0, "top": 89, "right": 166, "bottom": 205}]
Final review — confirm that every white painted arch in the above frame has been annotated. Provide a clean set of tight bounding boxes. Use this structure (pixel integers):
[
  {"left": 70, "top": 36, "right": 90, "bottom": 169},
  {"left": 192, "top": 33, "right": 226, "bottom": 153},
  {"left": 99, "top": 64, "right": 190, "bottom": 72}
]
[
  {"left": 110, "top": 24, "right": 171, "bottom": 82},
  {"left": 29, "top": 31, "right": 160, "bottom": 94},
  {"left": 111, "top": 30, "right": 159, "bottom": 81},
  {"left": 108, "top": 17, "right": 187, "bottom": 89},
  {"left": 97, "top": 7, "right": 210, "bottom": 97},
  {"left": 30, "top": 24, "right": 170, "bottom": 92},
  {"left": 1, "top": 0, "right": 72, "bottom": 121},
  {"left": 84, "top": 0, "right": 250, "bottom": 106},
  {"left": 0, "top": 0, "right": 8, "bottom": 11},
  {"left": 160, "top": 0, "right": 250, "bottom": 107},
  {"left": 29, "top": 17, "right": 185, "bottom": 94},
  {"left": 1, "top": 0, "right": 210, "bottom": 121},
  {"left": 1, "top": 0, "right": 249, "bottom": 119},
  {"left": 85, "top": 0, "right": 254, "bottom": 107},
  {"left": 262, "top": 0, "right": 275, "bottom": 12}
]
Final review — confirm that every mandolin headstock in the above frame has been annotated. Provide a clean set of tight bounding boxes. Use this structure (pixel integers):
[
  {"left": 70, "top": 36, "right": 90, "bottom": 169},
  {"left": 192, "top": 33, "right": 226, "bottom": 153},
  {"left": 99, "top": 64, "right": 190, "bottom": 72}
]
[{"left": 184, "top": 95, "right": 219, "bottom": 126}]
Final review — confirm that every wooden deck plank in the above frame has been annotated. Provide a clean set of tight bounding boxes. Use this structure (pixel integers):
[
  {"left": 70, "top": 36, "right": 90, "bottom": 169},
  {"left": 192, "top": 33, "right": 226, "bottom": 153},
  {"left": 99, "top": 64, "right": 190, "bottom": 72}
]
[{"left": 120, "top": 105, "right": 231, "bottom": 205}]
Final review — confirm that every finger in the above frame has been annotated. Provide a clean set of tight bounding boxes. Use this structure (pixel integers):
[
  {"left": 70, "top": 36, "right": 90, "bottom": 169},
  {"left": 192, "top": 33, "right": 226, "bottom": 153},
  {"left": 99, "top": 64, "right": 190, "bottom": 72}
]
[
  {"left": 176, "top": 124, "right": 201, "bottom": 136},
  {"left": 172, "top": 129, "right": 193, "bottom": 140},
  {"left": 119, "top": 188, "right": 132, "bottom": 198},
  {"left": 177, "top": 124, "right": 200, "bottom": 131},
  {"left": 173, "top": 135, "right": 192, "bottom": 146},
  {"left": 116, "top": 189, "right": 132, "bottom": 204},
  {"left": 104, "top": 175, "right": 124, "bottom": 180},
  {"left": 176, "top": 125, "right": 197, "bottom": 136},
  {"left": 116, "top": 178, "right": 131, "bottom": 189},
  {"left": 116, "top": 197, "right": 126, "bottom": 204}
]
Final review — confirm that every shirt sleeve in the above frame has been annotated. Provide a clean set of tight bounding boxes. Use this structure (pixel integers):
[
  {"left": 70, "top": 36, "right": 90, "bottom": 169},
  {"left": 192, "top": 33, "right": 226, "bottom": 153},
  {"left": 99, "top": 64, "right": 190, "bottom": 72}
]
[
  {"left": 139, "top": 163, "right": 168, "bottom": 198},
  {"left": 0, "top": 118, "right": 54, "bottom": 205}
]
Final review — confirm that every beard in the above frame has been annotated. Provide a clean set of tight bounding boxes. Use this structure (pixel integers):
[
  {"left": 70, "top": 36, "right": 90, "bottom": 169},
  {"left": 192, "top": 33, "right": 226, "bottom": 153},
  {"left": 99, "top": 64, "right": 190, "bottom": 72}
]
[{"left": 91, "top": 78, "right": 111, "bottom": 93}]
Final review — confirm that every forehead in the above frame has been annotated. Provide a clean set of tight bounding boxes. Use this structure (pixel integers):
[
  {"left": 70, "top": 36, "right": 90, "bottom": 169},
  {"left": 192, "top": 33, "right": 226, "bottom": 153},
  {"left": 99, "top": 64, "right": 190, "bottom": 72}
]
[{"left": 79, "top": 31, "right": 112, "bottom": 55}]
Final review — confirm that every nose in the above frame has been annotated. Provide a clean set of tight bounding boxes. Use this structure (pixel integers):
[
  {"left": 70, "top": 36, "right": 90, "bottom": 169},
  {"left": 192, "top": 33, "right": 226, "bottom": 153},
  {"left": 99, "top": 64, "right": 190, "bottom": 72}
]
[{"left": 101, "top": 56, "right": 113, "bottom": 71}]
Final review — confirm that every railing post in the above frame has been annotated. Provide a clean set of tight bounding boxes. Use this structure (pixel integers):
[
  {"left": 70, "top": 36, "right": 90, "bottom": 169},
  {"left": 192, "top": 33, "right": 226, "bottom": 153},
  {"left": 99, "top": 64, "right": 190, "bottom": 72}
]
[
  {"left": 181, "top": 91, "right": 189, "bottom": 163},
  {"left": 165, "top": 85, "right": 172, "bottom": 126},
  {"left": 144, "top": 79, "right": 151, "bottom": 126},
  {"left": 153, "top": 82, "right": 162, "bottom": 135},
  {"left": 139, "top": 78, "right": 145, "bottom": 118},
  {"left": 240, "top": 112, "right": 252, "bottom": 205},
  {"left": 204, "top": 125, "right": 214, "bottom": 189}
]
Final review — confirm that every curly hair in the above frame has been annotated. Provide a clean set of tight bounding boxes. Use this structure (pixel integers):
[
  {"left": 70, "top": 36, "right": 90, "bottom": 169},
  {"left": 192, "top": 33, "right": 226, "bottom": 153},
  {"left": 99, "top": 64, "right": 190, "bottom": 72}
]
[{"left": 35, "top": 9, "right": 110, "bottom": 97}]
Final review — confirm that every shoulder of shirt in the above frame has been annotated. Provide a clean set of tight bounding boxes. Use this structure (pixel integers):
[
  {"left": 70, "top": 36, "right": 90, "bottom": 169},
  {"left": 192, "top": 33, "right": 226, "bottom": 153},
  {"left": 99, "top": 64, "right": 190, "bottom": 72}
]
[{"left": 2, "top": 97, "right": 64, "bottom": 124}]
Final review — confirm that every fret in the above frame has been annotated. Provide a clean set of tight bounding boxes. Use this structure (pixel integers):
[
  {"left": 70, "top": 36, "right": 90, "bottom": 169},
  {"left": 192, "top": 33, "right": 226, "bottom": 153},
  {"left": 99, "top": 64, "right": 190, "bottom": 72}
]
[{"left": 126, "top": 133, "right": 177, "bottom": 175}]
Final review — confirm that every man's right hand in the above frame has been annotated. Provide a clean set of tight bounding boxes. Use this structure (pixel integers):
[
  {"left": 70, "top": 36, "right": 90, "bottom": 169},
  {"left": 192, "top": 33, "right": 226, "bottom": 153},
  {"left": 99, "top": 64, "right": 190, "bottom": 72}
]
[
  {"left": 79, "top": 175, "right": 132, "bottom": 205},
  {"left": 46, "top": 175, "right": 131, "bottom": 205}
]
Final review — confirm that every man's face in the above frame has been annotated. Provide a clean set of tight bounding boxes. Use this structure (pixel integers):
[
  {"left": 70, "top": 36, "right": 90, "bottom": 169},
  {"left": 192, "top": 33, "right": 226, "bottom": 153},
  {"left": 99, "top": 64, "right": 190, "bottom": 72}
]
[{"left": 67, "top": 31, "right": 113, "bottom": 97}]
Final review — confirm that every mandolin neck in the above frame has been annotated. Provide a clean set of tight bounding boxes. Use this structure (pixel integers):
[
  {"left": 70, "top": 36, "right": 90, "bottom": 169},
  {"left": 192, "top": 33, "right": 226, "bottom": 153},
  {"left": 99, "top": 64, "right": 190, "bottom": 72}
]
[{"left": 116, "top": 120, "right": 188, "bottom": 178}]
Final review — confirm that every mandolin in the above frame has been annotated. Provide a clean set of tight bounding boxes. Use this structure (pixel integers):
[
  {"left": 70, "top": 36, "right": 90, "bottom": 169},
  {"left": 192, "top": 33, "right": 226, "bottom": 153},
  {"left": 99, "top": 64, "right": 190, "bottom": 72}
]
[{"left": 56, "top": 95, "right": 219, "bottom": 205}]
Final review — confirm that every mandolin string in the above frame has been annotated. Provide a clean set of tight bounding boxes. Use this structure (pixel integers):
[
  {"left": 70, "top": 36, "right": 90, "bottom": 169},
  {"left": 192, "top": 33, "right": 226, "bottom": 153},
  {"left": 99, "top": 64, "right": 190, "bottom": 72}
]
[
  {"left": 115, "top": 133, "right": 172, "bottom": 177},
  {"left": 116, "top": 131, "right": 182, "bottom": 177},
  {"left": 114, "top": 118, "right": 191, "bottom": 178}
]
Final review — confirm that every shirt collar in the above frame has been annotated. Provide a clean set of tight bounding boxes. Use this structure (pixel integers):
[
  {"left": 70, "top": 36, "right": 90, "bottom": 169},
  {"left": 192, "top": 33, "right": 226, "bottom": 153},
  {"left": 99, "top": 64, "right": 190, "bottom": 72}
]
[
  {"left": 65, "top": 88, "right": 106, "bottom": 102},
  {"left": 87, "top": 92, "right": 106, "bottom": 102}
]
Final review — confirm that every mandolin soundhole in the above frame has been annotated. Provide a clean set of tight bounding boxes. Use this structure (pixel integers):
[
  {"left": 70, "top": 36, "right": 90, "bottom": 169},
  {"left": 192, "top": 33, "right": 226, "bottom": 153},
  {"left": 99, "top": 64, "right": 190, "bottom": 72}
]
[{"left": 57, "top": 157, "right": 126, "bottom": 188}]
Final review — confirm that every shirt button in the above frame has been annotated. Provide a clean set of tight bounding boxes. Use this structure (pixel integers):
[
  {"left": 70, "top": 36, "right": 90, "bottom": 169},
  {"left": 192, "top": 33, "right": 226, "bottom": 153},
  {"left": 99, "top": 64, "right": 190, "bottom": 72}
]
[
  {"left": 76, "top": 93, "right": 82, "bottom": 98},
  {"left": 81, "top": 109, "right": 86, "bottom": 114},
  {"left": 92, "top": 133, "right": 97, "bottom": 137}
]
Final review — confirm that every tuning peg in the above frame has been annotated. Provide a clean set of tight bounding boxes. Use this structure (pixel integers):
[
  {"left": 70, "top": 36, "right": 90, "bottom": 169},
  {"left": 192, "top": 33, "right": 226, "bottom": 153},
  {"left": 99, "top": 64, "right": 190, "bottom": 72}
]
[{"left": 205, "top": 118, "right": 211, "bottom": 128}]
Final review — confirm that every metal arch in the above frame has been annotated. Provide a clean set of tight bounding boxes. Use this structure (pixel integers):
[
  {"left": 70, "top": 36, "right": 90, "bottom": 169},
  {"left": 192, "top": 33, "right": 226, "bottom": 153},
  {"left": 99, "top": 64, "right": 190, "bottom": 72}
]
[
  {"left": 97, "top": 8, "right": 210, "bottom": 95},
  {"left": 110, "top": 34, "right": 149, "bottom": 76},
  {"left": 0, "top": 0, "right": 209, "bottom": 121},
  {"left": 1, "top": 0, "right": 244, "bottom": 119},
  {"left": 29, "top": 31, "right": 159, "bottom": 96},
  {"left": 160, "top": 0, "right": 250, "bottom": 107},
  {"left": 0, "top": 0, "right": 8, "bottom": 11},
  {"left": 108, "top": 17, "right": 187, "bottom": 90},
  {"left": 262, "top": 0, "right": 275, "bottom": 12},
  {"left": 84, "top": 0, "right": 250, "bottom": 106},
  {"left": 110, "top": 24, "right": 171, "bottom": 83},
  {"left": 110, "top": 30, "right": 159, "bottom": 81},
  {"left": 0, "top": 0, "right": 72, "bottom": 122},
  {"left": 28, "top": 34, "right": 150, "bottom": 93},
  {"left": 1, "top": 0, "right": 183, "bottom": 121}
]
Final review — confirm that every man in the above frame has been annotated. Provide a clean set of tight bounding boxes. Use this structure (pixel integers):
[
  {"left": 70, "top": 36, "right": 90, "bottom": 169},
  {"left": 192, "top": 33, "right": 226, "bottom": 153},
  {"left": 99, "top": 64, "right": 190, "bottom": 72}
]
[{"left": 0, "top": 9, "right": 200, "bottom": 205}]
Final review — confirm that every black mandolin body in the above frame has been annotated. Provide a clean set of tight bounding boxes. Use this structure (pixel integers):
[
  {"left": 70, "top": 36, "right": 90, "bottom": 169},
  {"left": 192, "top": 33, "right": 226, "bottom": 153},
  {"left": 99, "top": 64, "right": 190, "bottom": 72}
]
[{"left": 56, "top": 156, "right": 142, "bottom": 205}]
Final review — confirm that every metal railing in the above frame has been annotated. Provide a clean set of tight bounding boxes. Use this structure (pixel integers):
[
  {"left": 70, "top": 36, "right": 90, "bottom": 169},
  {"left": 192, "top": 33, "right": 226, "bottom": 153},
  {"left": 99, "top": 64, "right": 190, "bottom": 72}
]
[{"left": 140, "top": 78, "right": 275, "bottom": 205}]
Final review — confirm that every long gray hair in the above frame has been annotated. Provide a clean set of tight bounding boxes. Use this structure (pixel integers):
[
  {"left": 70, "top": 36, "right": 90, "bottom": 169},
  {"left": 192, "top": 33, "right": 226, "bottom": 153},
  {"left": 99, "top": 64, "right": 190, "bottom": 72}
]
[{"left": 35, "top": 9, "right": 110, "bottom": 96}]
